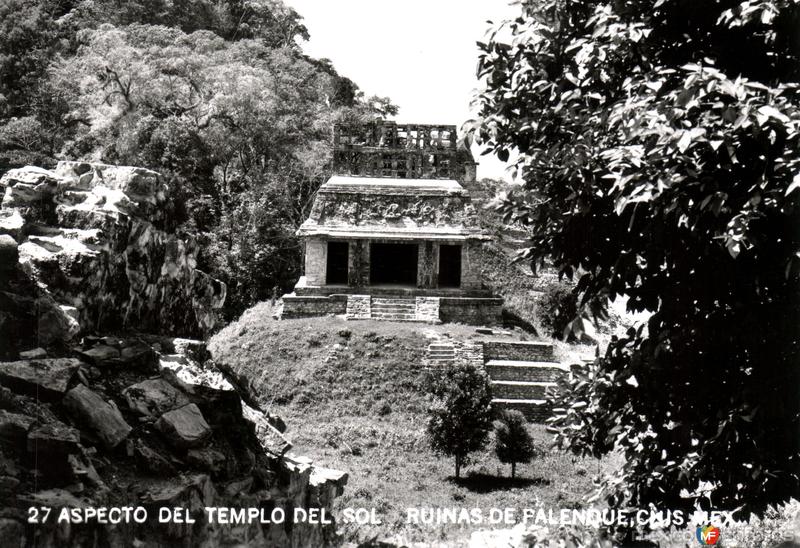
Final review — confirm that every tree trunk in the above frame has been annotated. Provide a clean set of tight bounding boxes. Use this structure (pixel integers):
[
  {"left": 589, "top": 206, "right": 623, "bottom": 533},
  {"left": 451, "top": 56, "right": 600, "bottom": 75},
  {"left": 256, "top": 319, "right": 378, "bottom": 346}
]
[
  {"left": 511, "top": 462, "right": 516, "bottom": 479},
  {"left": 455, "top": 455, "right": 461, "bottom": 479}
]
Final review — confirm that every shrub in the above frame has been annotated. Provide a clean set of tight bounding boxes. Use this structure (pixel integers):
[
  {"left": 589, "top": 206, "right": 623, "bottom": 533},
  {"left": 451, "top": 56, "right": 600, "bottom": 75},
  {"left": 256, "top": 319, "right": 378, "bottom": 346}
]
[
  {"left": 426, "top": 363, "right": 493, "bottom": 479},
  {"left": 536, "top": 281, "right": 578, "bottom": 340},
  {"left": 494, "top": 409, "right": 537, "bottom": 478}
]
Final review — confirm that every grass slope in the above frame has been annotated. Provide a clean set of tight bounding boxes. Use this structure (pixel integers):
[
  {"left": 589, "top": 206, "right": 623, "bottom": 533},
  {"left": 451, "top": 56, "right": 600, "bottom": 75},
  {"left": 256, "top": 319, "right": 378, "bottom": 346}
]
[{"left": 209, "top": 303, "right": 615, "bottom": 545}]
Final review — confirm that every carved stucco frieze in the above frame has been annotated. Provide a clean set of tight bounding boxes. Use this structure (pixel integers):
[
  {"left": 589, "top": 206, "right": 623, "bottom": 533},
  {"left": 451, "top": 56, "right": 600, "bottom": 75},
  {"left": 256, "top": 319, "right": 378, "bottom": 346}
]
[{"left": 310, "top": 194, "right": 479, "bottom": 228}]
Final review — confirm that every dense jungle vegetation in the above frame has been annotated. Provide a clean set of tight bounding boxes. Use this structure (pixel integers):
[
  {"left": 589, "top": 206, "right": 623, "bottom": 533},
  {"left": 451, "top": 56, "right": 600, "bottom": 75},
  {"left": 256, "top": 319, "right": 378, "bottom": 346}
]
[{"left": 0, "top": 0, "right": 396, "bottom": 318}]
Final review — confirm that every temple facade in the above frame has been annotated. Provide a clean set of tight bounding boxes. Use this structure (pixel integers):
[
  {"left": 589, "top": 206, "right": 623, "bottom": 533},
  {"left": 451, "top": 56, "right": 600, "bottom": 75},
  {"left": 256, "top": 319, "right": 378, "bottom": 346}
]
[{"left": 282, "top": 122, "right": 503, "bottom": 324}]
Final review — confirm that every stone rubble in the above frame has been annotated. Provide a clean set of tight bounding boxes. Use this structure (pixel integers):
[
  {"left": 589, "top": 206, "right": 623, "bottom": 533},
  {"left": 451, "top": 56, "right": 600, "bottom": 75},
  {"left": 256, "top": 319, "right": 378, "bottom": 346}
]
[{"left": 0, "top": 336, "right": 348, "bottom": 547}]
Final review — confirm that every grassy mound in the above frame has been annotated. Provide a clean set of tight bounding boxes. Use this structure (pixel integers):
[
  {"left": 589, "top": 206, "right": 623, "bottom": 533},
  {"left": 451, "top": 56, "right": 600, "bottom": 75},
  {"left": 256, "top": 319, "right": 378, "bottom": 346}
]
[{"left": 209, "top": 303, "right": 614, "bottom": 544}]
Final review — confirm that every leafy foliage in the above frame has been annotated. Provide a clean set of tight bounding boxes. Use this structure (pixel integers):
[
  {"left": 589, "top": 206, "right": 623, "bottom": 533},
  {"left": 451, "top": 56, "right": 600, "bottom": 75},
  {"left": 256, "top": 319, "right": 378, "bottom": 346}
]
[
  {"left": 471, "top": 0, "right": 800, "bottom": 516},
  {"left": 426, "top": 363, "right": 493, "bottom": 479},
  {"left": 536, "top": 280, "right": 579, "bottom": 340},
  {"left": 494, "top": 409, "right": 537, "bottom": 478}
]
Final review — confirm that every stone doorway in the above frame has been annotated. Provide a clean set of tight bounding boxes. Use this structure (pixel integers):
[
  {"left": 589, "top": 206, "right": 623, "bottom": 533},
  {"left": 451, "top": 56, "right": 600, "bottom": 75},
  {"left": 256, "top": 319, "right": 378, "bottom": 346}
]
[
  {"left": 326, "top": 241, "right": 349, "bottom": 285},
  {"left": 438, "top": 244, "right": 462, "bottom": 288},
  {"left": 370, "top": 242, "right": 418, "bottom": 286}
]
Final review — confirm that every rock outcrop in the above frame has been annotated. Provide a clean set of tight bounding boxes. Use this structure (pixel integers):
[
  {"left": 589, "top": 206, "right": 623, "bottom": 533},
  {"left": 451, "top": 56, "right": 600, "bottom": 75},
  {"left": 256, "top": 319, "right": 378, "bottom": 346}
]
[
  {"left": 0, "top": 161, "right": 349, "bottom": 546},
  {"left": 0, "top": 337, "right": 348, "bottom": 547},
  {"left": 0, "top": 161, "right": 226, "bottom": 357}
]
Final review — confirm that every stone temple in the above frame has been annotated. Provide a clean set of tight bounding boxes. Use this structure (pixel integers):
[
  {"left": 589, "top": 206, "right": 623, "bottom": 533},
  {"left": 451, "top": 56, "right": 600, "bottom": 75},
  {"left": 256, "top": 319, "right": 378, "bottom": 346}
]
[{"left": 282, "top": 122, "right": 503, "bottom": 324}]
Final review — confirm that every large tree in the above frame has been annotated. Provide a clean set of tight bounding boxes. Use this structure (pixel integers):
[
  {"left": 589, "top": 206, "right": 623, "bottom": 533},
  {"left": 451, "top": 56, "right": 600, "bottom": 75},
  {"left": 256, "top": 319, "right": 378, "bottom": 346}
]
[
  {"left": 471, "top": 0, "right": 800, "bottom": 516},
  {"left": 38, "top": 20, "right": 391, "bottom": 317}
]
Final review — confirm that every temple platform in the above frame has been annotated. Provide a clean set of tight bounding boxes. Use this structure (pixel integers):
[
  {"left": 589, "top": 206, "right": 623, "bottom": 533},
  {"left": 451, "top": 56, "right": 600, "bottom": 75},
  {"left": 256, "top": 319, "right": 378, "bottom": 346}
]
[{"left": 282, "top": 287, "right": 503, "bottom": 325}]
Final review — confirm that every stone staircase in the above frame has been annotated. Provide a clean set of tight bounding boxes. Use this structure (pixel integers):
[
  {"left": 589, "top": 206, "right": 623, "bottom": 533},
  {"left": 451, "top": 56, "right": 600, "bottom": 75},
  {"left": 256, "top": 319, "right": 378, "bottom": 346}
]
[
  {"left": 484, "top": 341, "right": 569, "bottom": 422},
  {"left": 371, "top": 297, "right": 417, "bottom": 321},
  {"left": 345, "top": 296, "right": 441, "bottom": 323},
  {"left": 426, "top": 340, "right": 456, "bottom": 366}
]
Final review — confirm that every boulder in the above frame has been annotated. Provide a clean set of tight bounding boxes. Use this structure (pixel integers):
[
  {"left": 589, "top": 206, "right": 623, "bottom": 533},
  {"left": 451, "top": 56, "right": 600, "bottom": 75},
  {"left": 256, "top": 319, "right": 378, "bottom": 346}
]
[
  {"left": 76, "top": 345, "right": 120, "bottom": 367},
  {"left": 36, "top": 295, "right": 80, "bottom": 346},
  {"left": 0, "top": 358, "right": 80, "bottom": 400},
  {"left": 123, "top": 378, "right": 190, "bottom": 417},
  {"left": 155, "top": 403, "right": 211, "bottom": 449},
  {"left": 63, "top": 384, "right": 132, "bottom": 449},
  {"left": 26, "top": 421, "right": 81, "bottom": 459},
  {"left": 19, "top": 348, "right": 47, "bottom": 359},
  {"left": 0, "top": 410, "right": 35, "bottom": 453},
  {"left": 133, "top": 439, "right": 176, "bottom": 476},
  {"left": 55, "top": 162, "right": 163, "bottom": 204},
  {"left": 0, "top": 235, "right": 18, "bottom": 271},
  {"left": 242, "top": 403, "right": 291, "bottom": 457},
  {"left": 186, "top": 447, "right": 226, "bottom": 475},
  {"left": 119, "top": 340, "right": 158, "bottom": 371},
  {"left": 0, "top": 209, "right": 24, "bottom": 238},
  {"left": 67, "top": 452, "right": 105, "bottom": 489},
  {"left": 0, "top": 166, "right": 59, "bottom": 208},
  {"left": 141, "top": 473, "right": 216, "bottom": 507},
  {"left": 139, "top": 474, "right": 217, "bottom": 538}
]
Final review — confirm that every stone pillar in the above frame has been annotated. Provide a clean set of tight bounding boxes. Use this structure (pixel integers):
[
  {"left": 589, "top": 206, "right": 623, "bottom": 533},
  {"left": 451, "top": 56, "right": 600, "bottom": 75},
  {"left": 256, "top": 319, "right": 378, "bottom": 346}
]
[
  {"left": 417, "top": 241, "right": 438, "bottom": 288},
  {"left": 305, "top": 238, "right": 327, "bottom": 286},
  {"left": 461, "top": 240, "right": 483, "bottom": 290},
  {"left": 348, "top": 240, "right": 370, "bottom": 287}
]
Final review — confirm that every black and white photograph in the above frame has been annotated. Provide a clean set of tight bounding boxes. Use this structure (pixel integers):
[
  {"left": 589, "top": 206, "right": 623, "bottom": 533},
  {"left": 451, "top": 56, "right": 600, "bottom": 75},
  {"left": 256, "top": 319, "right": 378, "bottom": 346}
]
[{"left": 0, "top": 0, "right": 798, "bottom": 546}]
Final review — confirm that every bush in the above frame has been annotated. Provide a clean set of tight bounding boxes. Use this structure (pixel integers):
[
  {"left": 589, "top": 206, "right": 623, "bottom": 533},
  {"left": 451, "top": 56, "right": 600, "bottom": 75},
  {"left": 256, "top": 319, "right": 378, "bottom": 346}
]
[
  {"left": 426, "top": 363, "right": 493, "bottom": 479},
  {"left": 536, "top": 281, "right": 578, "bottom": 340},
  {"left": 494, "top": 409, "right": 537, "bottom": 478}
]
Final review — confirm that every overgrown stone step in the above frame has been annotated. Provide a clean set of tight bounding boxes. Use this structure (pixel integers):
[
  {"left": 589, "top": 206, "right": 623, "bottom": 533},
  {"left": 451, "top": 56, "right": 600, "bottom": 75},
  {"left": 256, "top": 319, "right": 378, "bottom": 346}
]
[
  {"left": 483, "top": 341, "right": 555, "bottom": 362},
  {"left": 371, "top": 306, "right": 416, "bottom": 313},
  {"left": 428, "top": 351, "right": 455, "bottom": 357},
  {"left": 491, "top": 398, "right": 551, "bottom": 422},
  {"left": 371, "top": 314, "right": 417, "bottom": 321},
  {"left": 428, "top": 343, "right": 454, "bottom": 349},
  {"left": 485, "top": 360, "right": 569, "bottom": 382},
  {"left": 490, "top": 380, "right": 557, "bottom": 399}
]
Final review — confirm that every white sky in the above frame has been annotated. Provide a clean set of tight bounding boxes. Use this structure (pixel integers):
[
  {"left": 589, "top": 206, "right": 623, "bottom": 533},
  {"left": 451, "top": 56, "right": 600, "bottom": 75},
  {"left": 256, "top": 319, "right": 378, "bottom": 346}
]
[{"left": 284, "top": 0, "right": 519, "bottom": 180}]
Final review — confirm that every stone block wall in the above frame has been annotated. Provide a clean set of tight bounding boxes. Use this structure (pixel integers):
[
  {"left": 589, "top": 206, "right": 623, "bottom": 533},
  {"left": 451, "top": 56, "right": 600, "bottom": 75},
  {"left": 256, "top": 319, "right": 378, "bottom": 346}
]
[
  {"left": 281, "top": 295, "right": 347, "bottom": 319},
  {"left": 483, "top": 341, "right": 555, "bottom": 362},
  {"left": 453, "top": 340, "right": 484, "bottom": 369},
  {"left": 414, "top": 296, "right": 440, "bottom": 322},
  {"left": 345, "top": 295, "right": 371, "bottom": 319},
  {"left": 439, "top": 297, "right": 503, "bottom": 326}
]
